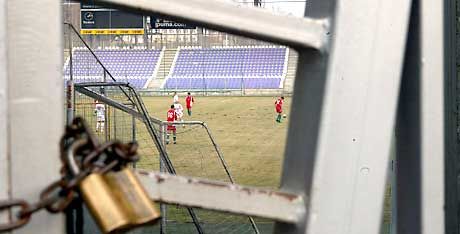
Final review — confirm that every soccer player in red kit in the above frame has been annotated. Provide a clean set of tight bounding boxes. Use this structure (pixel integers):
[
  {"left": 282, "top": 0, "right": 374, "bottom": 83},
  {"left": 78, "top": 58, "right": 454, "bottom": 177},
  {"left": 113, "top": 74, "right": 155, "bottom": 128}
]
[
  {"left": 166, "top": 105, "right": 177, "bottom": 144},
  {"left": 185, "top": 92, "right": 195, "bottom": 116},
  {"left": 275, "top": 96, "right": 285, "bottom": 123}
]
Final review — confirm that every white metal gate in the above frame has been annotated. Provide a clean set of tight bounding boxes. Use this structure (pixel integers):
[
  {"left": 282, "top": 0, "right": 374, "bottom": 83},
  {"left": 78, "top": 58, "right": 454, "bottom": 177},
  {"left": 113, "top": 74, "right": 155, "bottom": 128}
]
[{"left": 0, "top": 0, "right": 453, "bottom": 233}]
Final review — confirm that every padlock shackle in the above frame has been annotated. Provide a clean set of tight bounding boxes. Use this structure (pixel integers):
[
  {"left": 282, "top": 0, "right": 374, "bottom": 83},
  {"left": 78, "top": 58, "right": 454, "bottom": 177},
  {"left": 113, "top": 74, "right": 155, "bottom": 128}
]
[{"left": 66, "top": 138, "right": 89, "bottom": 176}]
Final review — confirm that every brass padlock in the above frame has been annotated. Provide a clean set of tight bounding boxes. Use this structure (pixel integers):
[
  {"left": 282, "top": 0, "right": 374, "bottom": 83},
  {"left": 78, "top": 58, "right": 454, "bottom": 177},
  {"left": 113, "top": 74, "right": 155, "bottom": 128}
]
[
  {"left": 67, "top": 141, "right": 131, "bottom": 233},
  {"left": 67, "top": 140, "right": 160, "bottom": 233},
  {"left": 79, "top": 174, "right": 131, "bottom": 233},
  {"left": 104, "top": 167, "right": 161, "bottom": 226}
]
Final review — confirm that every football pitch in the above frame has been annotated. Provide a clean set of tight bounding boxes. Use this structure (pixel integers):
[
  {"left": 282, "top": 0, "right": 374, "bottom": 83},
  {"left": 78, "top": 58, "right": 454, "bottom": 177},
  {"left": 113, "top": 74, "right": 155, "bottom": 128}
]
[
  {"left": 132, "top": 96, "right": 290, "bottom": 234},
  {"left": 139, "top": 95, "right": 391, "bottom": 233},
  {"left": 138, "top": 96, "right": 290, "bottom": 189},
  {"left": 90, "top": 95, "right": 391, "bottom": 234}
]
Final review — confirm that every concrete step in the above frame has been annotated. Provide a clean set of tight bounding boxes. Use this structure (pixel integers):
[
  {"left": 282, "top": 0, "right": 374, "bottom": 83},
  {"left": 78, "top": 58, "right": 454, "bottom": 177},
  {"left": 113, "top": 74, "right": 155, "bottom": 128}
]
[
  {"left": 282, "top": 49, "right": 298, "bottom": 93},
  {"left": 149, "top": 79, "right": 165, "bottom": 89},
  {"left": 148, "top": 48, "right": 178, "bottom": 89}
]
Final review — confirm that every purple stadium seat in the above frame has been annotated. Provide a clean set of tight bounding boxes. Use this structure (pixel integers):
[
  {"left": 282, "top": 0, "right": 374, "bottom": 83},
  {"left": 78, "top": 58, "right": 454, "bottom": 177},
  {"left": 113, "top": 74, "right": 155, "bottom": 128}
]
[
  {"left": 64, "top": 49, "right": 161, "bottom": 89},
  {"left": 166, "top": 47, "right": 286, "bottom": 89}
]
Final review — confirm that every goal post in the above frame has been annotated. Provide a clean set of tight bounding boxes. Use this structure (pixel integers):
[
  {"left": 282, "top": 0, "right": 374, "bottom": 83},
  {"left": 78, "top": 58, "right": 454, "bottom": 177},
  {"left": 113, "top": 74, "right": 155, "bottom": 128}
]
[{"left": 72, "top": 82, "right": 261, "bottom": 233}]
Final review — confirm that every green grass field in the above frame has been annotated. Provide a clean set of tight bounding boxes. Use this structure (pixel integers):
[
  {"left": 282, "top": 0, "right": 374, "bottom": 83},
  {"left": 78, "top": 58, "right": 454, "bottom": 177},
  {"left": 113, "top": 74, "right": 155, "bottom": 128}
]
[
  {"left": 76, "top": 94, "right": 391, "bottom": 234},
  {"left": 141, "top": 95, "right": 392, "bottom": 234},
  {"left": 134, "top": 96, "right": 290, "bottom": 234},
  {"left": 139, "top": 96, "right": 290, "bottom": 189},
  {"left": 75, "top": 95, "right": 290, "bottom": 234}
]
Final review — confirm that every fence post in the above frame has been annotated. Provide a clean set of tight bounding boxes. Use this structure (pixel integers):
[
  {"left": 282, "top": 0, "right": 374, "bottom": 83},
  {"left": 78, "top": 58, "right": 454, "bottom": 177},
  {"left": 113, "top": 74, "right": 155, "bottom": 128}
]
[
  {"left": 0, "top": 0, "right": 8, "bottom": 226},
  {"left": 132, "top": 105, "right": 137, "bottom": 168},
  {"left": 6, "top": 0, "right": 64, "bottom": 233},
  {"left": 159, "top": 123, "right": 167, "bottom": 234}
]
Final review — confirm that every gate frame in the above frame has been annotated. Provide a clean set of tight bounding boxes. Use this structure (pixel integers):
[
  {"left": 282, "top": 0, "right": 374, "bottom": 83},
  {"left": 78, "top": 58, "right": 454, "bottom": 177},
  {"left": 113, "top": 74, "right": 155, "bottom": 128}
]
[{"left": 1, "top": 0, "right": 453, "bottom": 233}]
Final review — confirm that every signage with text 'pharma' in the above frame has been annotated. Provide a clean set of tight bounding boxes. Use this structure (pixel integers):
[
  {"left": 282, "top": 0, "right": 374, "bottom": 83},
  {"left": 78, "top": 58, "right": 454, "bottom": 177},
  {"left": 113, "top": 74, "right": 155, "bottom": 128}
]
[{"left": 152, "top": 18, "right": 196, "bottom": 29}]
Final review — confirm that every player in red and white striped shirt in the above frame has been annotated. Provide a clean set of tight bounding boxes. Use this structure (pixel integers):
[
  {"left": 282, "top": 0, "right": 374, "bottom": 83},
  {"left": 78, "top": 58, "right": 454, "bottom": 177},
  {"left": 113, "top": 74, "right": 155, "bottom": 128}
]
[{"left": 166, "top": 105, "right": 177, "bottom": 144}]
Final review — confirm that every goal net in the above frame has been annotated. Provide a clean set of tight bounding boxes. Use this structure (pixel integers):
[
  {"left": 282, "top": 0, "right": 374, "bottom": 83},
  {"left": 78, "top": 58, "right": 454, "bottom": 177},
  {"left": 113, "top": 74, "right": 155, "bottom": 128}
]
[{"left": 71, "top": 83, "right": 262, "bottom": 234}]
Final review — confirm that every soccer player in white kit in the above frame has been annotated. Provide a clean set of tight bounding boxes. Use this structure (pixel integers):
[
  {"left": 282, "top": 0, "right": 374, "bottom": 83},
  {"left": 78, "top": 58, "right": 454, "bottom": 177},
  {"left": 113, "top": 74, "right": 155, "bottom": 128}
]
[
  {"left": 173, "top": 101, "right": 184, "bottom": 127},
  {"left": 173, "top": 92, "right": 179, "bottom": 104},
  {"left": 94, "top": 100, "right": 106, "bottom": 133}
]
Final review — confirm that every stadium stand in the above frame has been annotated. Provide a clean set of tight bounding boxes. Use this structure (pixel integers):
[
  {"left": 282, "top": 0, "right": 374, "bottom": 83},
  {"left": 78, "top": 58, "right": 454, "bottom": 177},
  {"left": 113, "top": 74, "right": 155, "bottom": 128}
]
[
  {"left": 64, "top": 47, "right": 162, "bottom": 89},
  {"left": 163, "top": 46, "right": 288, "bottom": 89}
]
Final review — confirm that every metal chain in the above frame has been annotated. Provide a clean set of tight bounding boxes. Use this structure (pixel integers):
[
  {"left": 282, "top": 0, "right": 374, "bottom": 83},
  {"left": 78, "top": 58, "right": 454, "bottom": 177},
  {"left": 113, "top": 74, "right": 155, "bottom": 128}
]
[{"left": 0, "top": 117, "right": 139, "bottom": 232}]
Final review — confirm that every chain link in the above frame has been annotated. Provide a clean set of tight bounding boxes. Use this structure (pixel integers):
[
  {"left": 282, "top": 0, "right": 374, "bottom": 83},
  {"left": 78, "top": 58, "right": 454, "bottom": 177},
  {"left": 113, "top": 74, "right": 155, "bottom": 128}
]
[
  {"left": 0, "top": 117, "right": 139, "bottom": 232},
  {"left": 0, "top": 199, "right": 30, "bottom": 231}
]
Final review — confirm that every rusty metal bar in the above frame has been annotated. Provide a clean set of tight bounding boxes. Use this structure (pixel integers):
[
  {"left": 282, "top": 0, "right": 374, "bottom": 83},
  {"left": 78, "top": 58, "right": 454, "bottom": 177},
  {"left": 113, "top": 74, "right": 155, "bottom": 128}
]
[
  {"left": 137, "top": 170, "right": 305, "bottom": 224},
  {"left": 98, "top": 0, "right": 329, "bottom": 51}
]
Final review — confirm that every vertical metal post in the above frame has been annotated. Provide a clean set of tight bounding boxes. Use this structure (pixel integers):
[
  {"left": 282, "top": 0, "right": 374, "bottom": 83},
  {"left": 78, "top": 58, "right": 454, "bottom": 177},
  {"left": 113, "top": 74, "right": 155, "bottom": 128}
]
[
  {"left": 273, "top": 48, "right": 329, "bottom": 234},
  {"left": 143, "top": 16, "right": 149, "bottom": 49},
  {"left": 276, "top": 0, "right": 412, "bottom": 233},
  {"left": 65, "top": 23, "right": 78, "bottom": 232},
  {"left": 67, "top": 23, "right": 74, "bottom": 125},
  {"left": 161, "top": 33, "right": 165, "bottom": 79},
  {"left": 66, "top": 80, "right": 74, "bottom": 125},
  {"left": 7, "top": 1, "right": 64, "bottom": 234},
  {"left": 160, "top": 124, "right": 167, "bottom": 234},
  {"left": 0, "top": 0, "right": 8, "bottom": 226},
  {"left": 273, "top": 2, "right": 333, "bottom": 228},
  {"left": 103, "top": 74, "right": 109, "bottom": 142},
  {"left": 104, "top": 106, "right": 109, "bottom": 141},
  {"left": 113, "top": 107, "right": 117, "bottom": 140},
  {"left": 132, "top": 107, "right": 137, "bottom": 168},
  {"left": 274, "top": 3, "right": 334, "bottom": 234},
  {"left": 396, "top": 0, "right": 446, "bottom": 233},
  {"left": 444, "top": 0, "right": 459, "bottom": 231},
  {"left": 390, "top": 134, "right": 396, "bottom": 234}
]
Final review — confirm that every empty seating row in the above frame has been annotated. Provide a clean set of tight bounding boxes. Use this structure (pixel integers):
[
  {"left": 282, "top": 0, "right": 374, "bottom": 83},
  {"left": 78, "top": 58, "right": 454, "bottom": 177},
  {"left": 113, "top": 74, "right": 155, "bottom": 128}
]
[
  {"left": 63, "top": 49, "right": 161, "bottom": 89},
  {"left": 164, "top": 77, "right": 281, "bottom": 89},
  {"left": 164, "top": 47, "right": 287, "bottom": 89},
  {"left": 63, "top": 47, "right": 287, "bottom": 90}
]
